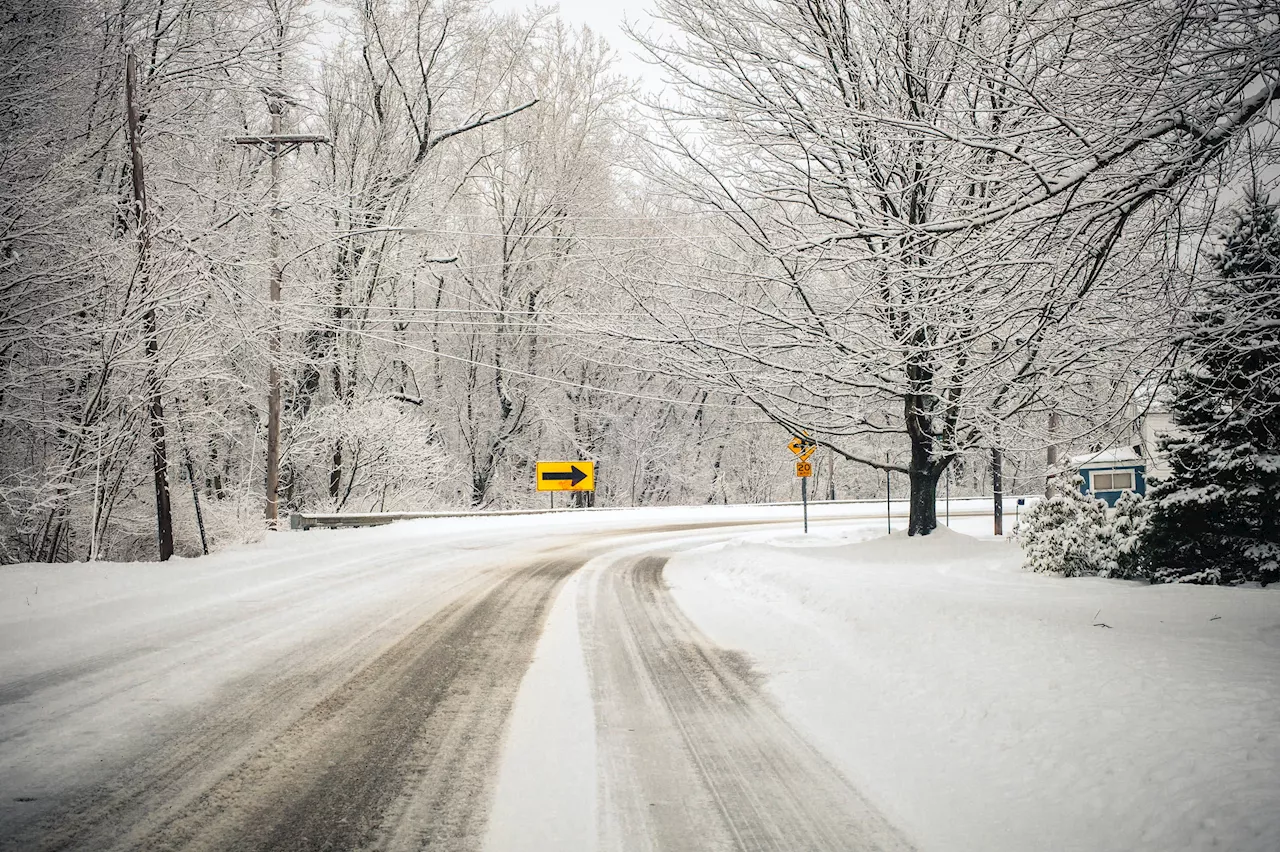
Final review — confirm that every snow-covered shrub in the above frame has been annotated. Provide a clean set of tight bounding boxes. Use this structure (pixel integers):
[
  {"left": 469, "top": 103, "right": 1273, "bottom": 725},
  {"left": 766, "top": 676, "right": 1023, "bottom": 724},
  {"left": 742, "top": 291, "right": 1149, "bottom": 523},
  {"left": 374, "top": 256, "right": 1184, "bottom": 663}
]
[
  {"left": 1105, "top": 489, "right": 1151, "bottom": 580},
  {"left": 1017, "top": 476, "right": 1152, "bottom": 579},
  {"left": 288, "top": 400, "right": 448, "bottom": 512},
  {"left": 1017, "top": 476, "right": 1110, "bottom": 576}
]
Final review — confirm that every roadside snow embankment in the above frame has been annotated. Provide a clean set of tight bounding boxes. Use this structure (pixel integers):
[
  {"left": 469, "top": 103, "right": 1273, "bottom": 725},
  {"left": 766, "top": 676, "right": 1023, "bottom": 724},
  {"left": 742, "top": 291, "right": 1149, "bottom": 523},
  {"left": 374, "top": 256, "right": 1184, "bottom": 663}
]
[{"left": 666, "top": 525, "right": 1280, "bottom": 852}]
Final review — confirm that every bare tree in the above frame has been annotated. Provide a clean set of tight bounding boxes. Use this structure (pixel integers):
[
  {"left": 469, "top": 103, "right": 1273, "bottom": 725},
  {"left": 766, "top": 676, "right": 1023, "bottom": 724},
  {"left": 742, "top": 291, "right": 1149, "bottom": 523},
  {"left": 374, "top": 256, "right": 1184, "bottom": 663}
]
[
  {"left": 627, "top": 0, "right": 1280, "bottom": 534},
  {"left": 1, "top": 0, "right": 291, "bottom": 560},
  {"left": 124, "top": 49, "right": 175, "bottom": 560},
  {"left": 290, "top": 0, "right": 540, "bottom": 510}
]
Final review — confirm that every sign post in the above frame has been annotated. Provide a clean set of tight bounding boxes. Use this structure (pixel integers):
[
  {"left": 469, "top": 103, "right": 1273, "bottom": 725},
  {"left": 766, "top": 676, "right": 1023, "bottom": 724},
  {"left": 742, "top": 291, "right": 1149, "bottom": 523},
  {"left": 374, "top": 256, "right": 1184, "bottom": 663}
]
[
  {"left": 796, "top": 460, "right": 813, "bottom": 532},
  {"left": 946, "top": 465, "right": 951, "bottom": 526},
  {"left": 801, "top": 475, "right": 809, "bottom": 533},
  {"left": 885, "top": 451, "right": 891, "bottom": 534},
  {"left": 789, "top": 433, "right": 816, "bottom": 534}
]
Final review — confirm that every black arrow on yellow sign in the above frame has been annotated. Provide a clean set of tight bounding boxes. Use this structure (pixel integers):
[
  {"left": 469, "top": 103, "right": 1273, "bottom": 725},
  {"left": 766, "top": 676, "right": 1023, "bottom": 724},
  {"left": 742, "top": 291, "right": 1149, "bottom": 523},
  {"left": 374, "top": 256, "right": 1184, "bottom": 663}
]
[{"left": 540, "top": 465, "right": 588, "bottom": 487}]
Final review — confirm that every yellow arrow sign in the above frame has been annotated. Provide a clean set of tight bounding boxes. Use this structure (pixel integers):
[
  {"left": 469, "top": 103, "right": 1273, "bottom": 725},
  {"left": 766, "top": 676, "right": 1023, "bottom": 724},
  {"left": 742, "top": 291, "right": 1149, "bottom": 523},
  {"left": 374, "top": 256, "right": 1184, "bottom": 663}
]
[
  {"left": 798, "top": 445, "right": 816, "bottom": 462},
  {"left": 536, "top": 461, "right": 595, "bottom": 492}
]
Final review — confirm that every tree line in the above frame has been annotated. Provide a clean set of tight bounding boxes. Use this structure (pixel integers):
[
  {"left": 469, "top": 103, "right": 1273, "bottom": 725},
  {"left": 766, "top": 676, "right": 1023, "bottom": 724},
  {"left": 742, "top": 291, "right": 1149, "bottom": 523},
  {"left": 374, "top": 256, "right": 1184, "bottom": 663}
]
[{"left": 1, "top": 0, "right": 1276, "bottom": 561}]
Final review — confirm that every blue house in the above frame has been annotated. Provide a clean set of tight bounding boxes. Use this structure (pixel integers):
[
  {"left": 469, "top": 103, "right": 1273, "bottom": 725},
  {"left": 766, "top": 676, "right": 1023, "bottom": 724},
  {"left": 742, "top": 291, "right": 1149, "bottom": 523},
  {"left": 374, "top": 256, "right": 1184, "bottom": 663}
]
[{"left": 1067, "top": 447, "right": 1147, "bottom": 507}]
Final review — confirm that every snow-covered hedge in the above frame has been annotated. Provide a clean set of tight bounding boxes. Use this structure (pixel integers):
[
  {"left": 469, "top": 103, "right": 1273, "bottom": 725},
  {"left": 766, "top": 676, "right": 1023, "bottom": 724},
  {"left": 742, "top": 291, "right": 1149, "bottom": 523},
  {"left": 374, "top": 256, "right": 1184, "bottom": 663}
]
[{"left": 1016, "top": 476, "right": 1150, "bottom": 579}]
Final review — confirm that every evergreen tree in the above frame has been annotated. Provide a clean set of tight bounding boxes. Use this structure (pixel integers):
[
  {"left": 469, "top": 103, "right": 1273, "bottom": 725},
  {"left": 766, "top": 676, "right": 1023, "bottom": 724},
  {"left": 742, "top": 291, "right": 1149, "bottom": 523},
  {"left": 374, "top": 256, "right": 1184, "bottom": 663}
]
[{"left": 1142, "top": 200, "right": 1280, "bottom": 586}]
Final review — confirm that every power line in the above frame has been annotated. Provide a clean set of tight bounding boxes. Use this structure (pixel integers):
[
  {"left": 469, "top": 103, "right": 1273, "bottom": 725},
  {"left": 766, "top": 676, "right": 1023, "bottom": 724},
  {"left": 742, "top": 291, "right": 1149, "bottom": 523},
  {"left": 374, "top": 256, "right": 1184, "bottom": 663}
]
[
  {"left": 310, "top": 227, "right": 731, "bottom": 242},
  {"left": 435, "top": 212, "right": 722, "bottom": 220},
  {"left": 212, "top": 266, "right": 732, "bottom": 407},
  {"left": 310, "top": 318, "right": 742, "bottom": 410},
  {"left": 280, "top": 303, "right": 657, "bottom": 319}
]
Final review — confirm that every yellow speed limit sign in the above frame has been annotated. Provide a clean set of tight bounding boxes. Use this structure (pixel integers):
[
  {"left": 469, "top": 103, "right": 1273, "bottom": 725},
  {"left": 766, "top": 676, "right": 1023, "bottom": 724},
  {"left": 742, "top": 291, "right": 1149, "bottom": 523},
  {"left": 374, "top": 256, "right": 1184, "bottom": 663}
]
[{"left": 795, "top": 460, "right": 813, "bottom": 477}]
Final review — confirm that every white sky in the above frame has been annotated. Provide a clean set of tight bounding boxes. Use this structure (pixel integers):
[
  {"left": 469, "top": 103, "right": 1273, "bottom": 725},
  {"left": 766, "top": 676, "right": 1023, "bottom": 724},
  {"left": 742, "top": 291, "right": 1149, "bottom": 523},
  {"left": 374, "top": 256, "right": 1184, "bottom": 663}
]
[
  {"left": 308, "top": 0, "right": 669, "bottom": 94},
  {"left": 488, "top": 0, "right": 655, "bottom": 42},
  {"left": 487, "top": 0, "right": 664, "bottom": 87}
]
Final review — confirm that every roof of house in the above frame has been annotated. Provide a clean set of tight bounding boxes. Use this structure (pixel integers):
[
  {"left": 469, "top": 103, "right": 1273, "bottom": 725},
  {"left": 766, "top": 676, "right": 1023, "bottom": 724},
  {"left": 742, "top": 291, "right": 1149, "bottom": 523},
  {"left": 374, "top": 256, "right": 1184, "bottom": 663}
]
[{"left": 1067, "top": 446, "right": 1145, "bottom": 468}]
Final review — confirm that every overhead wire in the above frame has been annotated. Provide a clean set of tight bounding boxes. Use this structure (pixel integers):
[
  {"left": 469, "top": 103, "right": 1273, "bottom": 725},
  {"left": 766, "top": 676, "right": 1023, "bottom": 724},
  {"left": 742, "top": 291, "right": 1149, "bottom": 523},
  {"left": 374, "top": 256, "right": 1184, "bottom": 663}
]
[
  {"left": 280, "top": 316, "right": 793, "bottom": 346},
  {"left": 306, "top": 306, "right": 672, "bottom": 369},
  {"left": 308, "top": 227, "right": 725, "bottom": 242},
  {"left": 414, "top": 211, "right": 723, "bottom": 221},
  {"left": 207, "top": 231, "right": 748, "bottom": 408},
  {"left": 306, "top": 317, "right": 743, "bottom": 410},
  {"left": 279, "top": 303, "right": 660, "bottom": 319}
]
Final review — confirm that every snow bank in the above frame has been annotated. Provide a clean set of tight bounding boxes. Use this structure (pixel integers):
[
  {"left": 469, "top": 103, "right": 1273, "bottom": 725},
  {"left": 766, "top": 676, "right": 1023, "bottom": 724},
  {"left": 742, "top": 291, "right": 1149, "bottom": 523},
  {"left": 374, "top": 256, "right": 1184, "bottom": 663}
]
[{"left": 666, "top": 524, "right": 1280, "bottom": 852}]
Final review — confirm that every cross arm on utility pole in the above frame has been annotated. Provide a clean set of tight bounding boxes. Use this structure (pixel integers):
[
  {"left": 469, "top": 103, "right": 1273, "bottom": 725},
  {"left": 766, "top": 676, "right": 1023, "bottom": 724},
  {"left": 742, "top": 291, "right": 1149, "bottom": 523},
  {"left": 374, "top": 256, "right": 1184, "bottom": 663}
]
[
  {"left": 230, "top": 133, "right": 330, "bottom": 158},
  {"left": 231, "top": 133, "right": 330, "bottom": 145}
]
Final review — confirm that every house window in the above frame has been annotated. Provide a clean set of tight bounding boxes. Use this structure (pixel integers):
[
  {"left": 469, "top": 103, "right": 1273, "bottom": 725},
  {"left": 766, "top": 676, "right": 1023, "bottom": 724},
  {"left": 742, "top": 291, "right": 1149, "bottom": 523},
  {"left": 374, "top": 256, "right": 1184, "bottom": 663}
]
[{"left": 1091, "top": 470, "right": 1135, "bottom": 492}]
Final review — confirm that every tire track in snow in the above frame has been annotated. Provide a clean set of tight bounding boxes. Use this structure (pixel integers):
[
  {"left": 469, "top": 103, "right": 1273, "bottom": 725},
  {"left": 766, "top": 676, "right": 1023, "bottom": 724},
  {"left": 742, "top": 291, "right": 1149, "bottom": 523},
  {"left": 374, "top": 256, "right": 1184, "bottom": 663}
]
[{"left": 584, "top": 554, "right": 915, "bottom": 852}]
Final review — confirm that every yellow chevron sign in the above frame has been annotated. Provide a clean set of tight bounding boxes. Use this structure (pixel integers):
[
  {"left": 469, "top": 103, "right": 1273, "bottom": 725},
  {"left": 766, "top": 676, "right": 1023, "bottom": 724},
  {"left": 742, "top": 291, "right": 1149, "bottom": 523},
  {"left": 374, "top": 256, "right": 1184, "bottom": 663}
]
[
  {"left": 787, "top": 435, "right": 816, "bottom": 461},
  {"left": 536, "top": 461, "right": 595, "bottom": 491}
]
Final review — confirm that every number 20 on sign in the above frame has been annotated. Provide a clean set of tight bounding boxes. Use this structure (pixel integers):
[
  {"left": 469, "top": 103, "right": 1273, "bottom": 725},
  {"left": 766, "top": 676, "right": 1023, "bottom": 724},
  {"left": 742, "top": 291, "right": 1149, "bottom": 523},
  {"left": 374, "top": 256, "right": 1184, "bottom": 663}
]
[{"left": 795, "top": 460, "right": 813, "bottom": 477}]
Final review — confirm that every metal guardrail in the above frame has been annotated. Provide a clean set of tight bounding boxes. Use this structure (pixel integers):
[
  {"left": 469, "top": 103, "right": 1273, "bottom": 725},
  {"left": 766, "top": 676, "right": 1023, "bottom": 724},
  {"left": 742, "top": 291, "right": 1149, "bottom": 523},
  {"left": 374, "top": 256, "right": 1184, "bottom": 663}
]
[
  {"left": 289, "top": 496, "right": 1037, "bottom": 531},
  {"left": 290, "top": 507, "right": 594, "bottom": 530}
]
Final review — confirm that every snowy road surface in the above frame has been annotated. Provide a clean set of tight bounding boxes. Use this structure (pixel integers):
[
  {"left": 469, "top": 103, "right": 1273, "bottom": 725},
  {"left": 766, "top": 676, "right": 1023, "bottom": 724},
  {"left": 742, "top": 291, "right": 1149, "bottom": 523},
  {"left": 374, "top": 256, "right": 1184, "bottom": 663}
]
[
  {"left": 3, "top": 501, "right": 1277, "bottom": 852},
  {"left": 0, "top": 505, "right": 915, "bottom": 851}
]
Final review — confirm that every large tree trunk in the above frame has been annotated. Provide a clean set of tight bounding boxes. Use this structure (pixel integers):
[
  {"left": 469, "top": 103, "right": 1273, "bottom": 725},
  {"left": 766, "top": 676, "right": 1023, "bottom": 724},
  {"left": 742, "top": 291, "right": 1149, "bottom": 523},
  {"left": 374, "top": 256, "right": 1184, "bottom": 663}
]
[
  {"left": 992, "top": 445, "right": 1004, "bottom": 536},
  {"left": 907, "top": 438, "right": 943, "bottom": 536},
  {"left": 329, "top": 442, "right": 343, "bottom": 503},
  {"left": 903, "top": 379, "right": 952, "bottom": 536}
]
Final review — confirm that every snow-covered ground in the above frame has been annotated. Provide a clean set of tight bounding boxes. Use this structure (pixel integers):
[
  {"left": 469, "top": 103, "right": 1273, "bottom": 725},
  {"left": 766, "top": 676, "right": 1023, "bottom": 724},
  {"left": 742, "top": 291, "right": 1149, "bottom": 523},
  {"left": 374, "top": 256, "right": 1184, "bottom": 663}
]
[
  {"left": 0, "top": 500, "right": 931, "bottom": 794},
  {"left": 8, "top": 499, "right": 1272, "bottom": 852},
  {"left": 0, "top": 496, "right": 994, "bottom": 660},
  {"left": 666, "top": 519, "right": 1280, "bottom": 852}
]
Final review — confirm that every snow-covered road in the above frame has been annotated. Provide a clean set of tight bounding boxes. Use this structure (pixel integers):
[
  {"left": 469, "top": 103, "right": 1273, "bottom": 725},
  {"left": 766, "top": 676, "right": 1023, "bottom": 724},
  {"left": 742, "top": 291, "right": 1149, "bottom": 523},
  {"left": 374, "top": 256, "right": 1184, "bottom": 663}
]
[
  {"left": 2, "top": 501, "right": 1276, "bottom": 852},
  {"left": 0, "top": 505, "right": 909, "bottom": 851},
  {"left": 1, "top": 519, "right": 586, "bottom": 850}
]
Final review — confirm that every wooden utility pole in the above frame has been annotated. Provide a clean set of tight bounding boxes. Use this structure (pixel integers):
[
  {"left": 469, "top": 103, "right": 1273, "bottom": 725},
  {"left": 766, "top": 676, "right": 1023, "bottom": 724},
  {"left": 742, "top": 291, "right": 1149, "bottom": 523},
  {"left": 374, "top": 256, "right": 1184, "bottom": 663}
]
[
  {"left": 125, "top": 51, "right": 174, "bottom": 561},
  {"left": 825, "top": 439, "right": 835, "bottom": 500},
  {"left": 232, "top": 102, "right": 327, "bottom": 527},
  {"left": 1046, "top": 409, "right": 1061, "bottom": 497}
]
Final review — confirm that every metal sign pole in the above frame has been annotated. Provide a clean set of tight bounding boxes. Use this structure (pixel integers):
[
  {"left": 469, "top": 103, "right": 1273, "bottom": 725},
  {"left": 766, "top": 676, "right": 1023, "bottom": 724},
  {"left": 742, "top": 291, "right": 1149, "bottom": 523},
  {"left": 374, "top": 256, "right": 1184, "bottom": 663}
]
[
  {"left": 885, "top": 452, "right": 891, "bottom": 534},
  {"left": 802, "top": 476, "right": 809, "bottom": 534}
]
